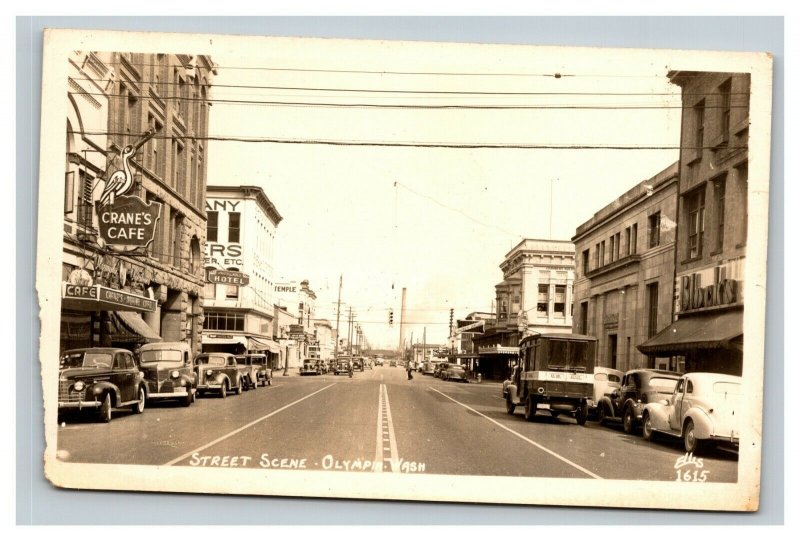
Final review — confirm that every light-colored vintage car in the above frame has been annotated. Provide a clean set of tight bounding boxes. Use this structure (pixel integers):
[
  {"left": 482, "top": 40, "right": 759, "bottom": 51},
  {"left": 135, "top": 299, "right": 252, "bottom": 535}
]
[
  {"left": 641, "top": 372, "right": 741, "bottom": 453},
  {"left": 195, "top": 353, "right": 245, "bottom": 398},
  {"left": 139, "top": 342, "right": 196, "bottom": 407},
  {"left": 590, "top": 367, "right": 624, "bottom": 420}
]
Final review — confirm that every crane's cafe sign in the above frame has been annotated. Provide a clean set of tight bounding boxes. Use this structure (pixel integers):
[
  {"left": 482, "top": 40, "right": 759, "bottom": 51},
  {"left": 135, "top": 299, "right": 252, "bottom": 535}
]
[
  {"left": 98, "top": 196, "right": 162, "bottom": 248},
  {"left": 206, "top": 268, "right": 250, "bottom": 286},
  {"left": 62, "top": 282, "right": 157, "bottom": 312}
]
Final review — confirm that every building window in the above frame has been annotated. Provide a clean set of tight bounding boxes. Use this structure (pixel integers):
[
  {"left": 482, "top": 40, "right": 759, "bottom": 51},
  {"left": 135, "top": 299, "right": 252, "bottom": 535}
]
[
  {"left": 499, "top": 299, "right": 507, "bottom": 320},
  {"left": 599, "top": 241, "right": 605, "bottom": 267},
  {"left": 594, "top": 243, "right": 600, "bottom": 269},
  {"left": 608, "top": 334, "right": 618, "bottom": 369},
  {"left": 609, "top": 235, "right": 616, "bottom": 263},
  {"left": 719, "top": 78, "right": 732, "bottom": 143},
  {"left": 228, "top": 212, "right": 241, "bottom": 243},
  {"left": 737, "top": 162, "right": 748, "bottom": 246},
  {"left": 173, "top": 139, "right": 185, "bottom": 192},
  {"left": 686, "top": 187, "right": 706, "bottom": 259},
  {"left": 172, "top": 214, "right": 183, "bottom": 269},
  {"left": 714, "top": 177, "right": 726, "bottom": 252},
  {"left": 64, "top": 171, "right": 75, "bottom": 214},
  {"left": 203, "top": 311, "right": 244, "bottom": 332},
  {"left": 207, "top": 211, "right": 218, "bottom": 242},
  {"left": 225, "top": 267, "right": 239, "bottom": 299},
  {"left": 648, "top": 212, "right": 661, "bottom": 248},
  {"left": 624, "top": 227, "right": 631, "bottom": 256},
  {"left": 537, "top": 285, "right": 549, "bottom": 315},
  {"left": 614, "top": 232, "right": 620, "bottom": 260},
  {"left": 694, "top": 99, "right": 705, "bottom": 155},
  {"left": 580, "top": 301, "right": 588, "bottom": 334},
  {"left": 554, "top": 285, "right": 566, "bottom": 316},
  {"left": 647, "top": 282, "right": 659, "bottom": 337},
  {"left": 631, "top": 223, "right": 638, "bottom": 254},
  {"left": 582, "top": 249, "right": 589, "bottom": 276}
]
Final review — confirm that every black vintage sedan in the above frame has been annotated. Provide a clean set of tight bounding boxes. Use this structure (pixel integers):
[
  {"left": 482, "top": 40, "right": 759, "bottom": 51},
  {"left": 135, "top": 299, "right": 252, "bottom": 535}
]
[
  {"left": 58, "top": 348, "right": 147, "bottom": 423},
  {"left": 443, "top": 363, "right": 469, "bottom": 382}
]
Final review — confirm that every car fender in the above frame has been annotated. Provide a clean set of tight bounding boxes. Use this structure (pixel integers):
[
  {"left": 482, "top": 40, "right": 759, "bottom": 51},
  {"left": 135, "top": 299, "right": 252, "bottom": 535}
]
[
  {"left": 643, "top": 402, "right": 671, "bottom": 432},
  {"left": 597, "top": 396, "right": 614, "bottom": 415},
  {"left": 684, "top": 407, "right": 714, "bottom": 439},
  {"left": 623, "top": 398, "right": 643, "bottom": 418},
  {"left": 211, "top": 372, "right": 228, "bottom": 385},
  {"left": 506, "top": 383, "right": 518, "bottom": 401},
  {"left": 90, "top": 381, "right": 122, "bottom": 406}
]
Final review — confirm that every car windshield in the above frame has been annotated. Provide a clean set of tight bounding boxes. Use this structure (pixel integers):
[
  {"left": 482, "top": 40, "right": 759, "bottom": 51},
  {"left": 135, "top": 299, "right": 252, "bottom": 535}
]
[
  {"left": 140, "top": 350, "right": 183, "bottom": 365},
  {"left": 648, "top": 376, "right": 680, "bottom": 393},
  {"left": 197, "top": 355, "right": 226, "bottom": 366},
  {"left": 60, "top": 351, "right": 112, "bottom": 369},
  {"left": 236, "top": 357, "right": 249, "bottom": 366}
]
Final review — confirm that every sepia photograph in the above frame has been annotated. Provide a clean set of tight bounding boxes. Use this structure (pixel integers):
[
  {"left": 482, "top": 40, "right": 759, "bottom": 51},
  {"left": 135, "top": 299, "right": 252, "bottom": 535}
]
[{"left": 35, "top": 26, "right": 773, "bottom": 512}]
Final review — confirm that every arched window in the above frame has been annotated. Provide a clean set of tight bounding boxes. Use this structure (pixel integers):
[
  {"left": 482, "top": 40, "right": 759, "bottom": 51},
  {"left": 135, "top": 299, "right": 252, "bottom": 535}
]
[{"left": 189, "top": 235, "right": 201, "bottom": 276}]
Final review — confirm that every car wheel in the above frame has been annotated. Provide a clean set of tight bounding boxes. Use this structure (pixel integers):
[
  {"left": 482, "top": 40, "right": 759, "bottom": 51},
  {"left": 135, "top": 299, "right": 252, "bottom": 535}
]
[
  {"left": 683, "top": 419, "right": 703, "bottom": 453},
  {"left": 182, "top": 389, "right": 193, "bottom": 407},
  {"left": 524, "top": 396, "right": 537, "bottom": 422},
  {"left": 131, "top": 386, "right": 146, "bottom": 414},
  {"left": 575, "top": 404, "right": 588, "bottom": 426},
  {"left": 642, "top": 412, "right": 655, "bottom": 441},
  {"left": 220, "top": 382, "right": 227, "bottom": 399},
  {"left": 267, "top": 378, "right": 272, "bottom": 386},
  {"left": 505, "top": 395, "right": 516, "bottom": 415},
  {"left": 235, "top": 378, "right": 243, "bottom": 395},
  {"left": 99, "top": 393, "right": 112, "bottom": 423},
  {"left": 622, "top": 406, "right": 635, "bottom": 434},
  {"left": 598, "top": 404, "right": 608, "bottom": 426}
]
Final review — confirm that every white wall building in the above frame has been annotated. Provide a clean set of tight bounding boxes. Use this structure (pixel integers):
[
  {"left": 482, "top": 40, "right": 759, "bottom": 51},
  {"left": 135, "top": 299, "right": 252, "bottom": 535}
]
[{"left": 202, "top": 185, "right": 282, "bottom": 361}]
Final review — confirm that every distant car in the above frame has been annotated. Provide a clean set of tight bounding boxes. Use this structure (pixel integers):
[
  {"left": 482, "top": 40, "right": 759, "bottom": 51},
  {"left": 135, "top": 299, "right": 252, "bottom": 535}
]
[
  {"left": 422, "top": 362, "right": 435, "bottom": 375},
  {"left": 597, "top": 369, "right": 681, "bottom": 433},
  {"left": 389, "top": 360, "right": 397, "bottom": 367},
  {"left": 434, "top": 363, "right": 449, "bottom": 378},
  {"left": 443, "top": 363, "right": 468, "bottom": 382},
  {"left": 590, "top": 367, "right": 624, "bottom": 420},
  {"left": 353, "top": 359, "right": 364, "bottom": 371},
  {"left": 139, "top": 342, "right": 196, "bottom": 407},
  {"left": 235, "top": 354, "right": 272, "bottom": 389},
  {"left": 642, "top": 372, "right": 741, "bottom": 453},
  {"left": 300, "top": 359, "right": 320, "bottom": 376},
  {"left": 317, "top": 360, "right": 329, "bottom": 374},
  {"left": 374, "top": 358, "right": 383, "bottom": 366},
  {"left": 58, "top": 348, "right": 147, "bottom": 423},
  {"left": 334, "top": 357, "right": 352, "bottom": 375},
  {"left": 195, "top": 353, "right": 245, "bottom": 397}
]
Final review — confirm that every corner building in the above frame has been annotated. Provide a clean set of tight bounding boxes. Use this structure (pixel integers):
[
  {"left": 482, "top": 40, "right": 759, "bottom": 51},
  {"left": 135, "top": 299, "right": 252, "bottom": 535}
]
[
  {"left": 639, "top": 72, "right": 749, "bottom": 376},
  {"left": 572, "top": 163, "right": 680, "bottom": 372},
  {"left": 62, "top": 52, "right": 215, "bottom": 355},
  {"left": 201, "top": 185, "right": 282, "bottom": 364}
]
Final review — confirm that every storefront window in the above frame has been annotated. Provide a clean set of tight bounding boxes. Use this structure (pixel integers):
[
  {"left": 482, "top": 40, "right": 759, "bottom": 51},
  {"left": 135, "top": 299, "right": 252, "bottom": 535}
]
[{"left": 537, "top": 285, "right": 549, "bottom": 315}]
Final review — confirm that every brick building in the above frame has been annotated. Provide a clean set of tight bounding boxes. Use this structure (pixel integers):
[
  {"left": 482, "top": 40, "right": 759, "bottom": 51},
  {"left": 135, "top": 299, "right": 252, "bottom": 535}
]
[
  {"left": 572, "top": 162, "right": 680, "bottom": 372},
  {"left": 639, "top": 72, "right": 749, "bottom": 376},
  {"left": 61, "top": 52, "right": 215, "bottom": 356}
]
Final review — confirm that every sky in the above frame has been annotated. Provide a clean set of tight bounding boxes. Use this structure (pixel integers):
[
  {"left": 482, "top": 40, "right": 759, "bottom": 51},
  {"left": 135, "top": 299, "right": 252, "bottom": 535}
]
[{"left": 205, "top": 38, "right": 682, "bottom": 349}]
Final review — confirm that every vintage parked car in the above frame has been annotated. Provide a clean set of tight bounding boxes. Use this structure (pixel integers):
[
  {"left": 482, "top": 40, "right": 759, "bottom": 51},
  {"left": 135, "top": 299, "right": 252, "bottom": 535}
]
[
  {"left": 195, "top": 353, "right": 245, "bottom": 397},
  {"left": 300, "top": 358, "right": 321, "bottom": 376},
  {"left": 502, "top": 365, "right": 520, "bottom": 399},
  {"left": 422, "top": 361, "right": 435, "bottom": 375},
  {"left": 443, "top": 363, "right": 468, "bottom": 382},
  {"left": 374, "top": 358, "right": 383, "bottom": 366},
  {"left": 58, "top": 348, "right": 147, "bottom": 423},
  {"left": 597, "top": 368, "right": 681, "bottom": 433},
  {"left": 589, "top": 367, "right": 624, "bottom": 420},
  {"left": 138, "top": 342, "right": 196, "bottom": 407},
  {"left": 353, "top": 358, "right": 364, "bottom": 371},
  {"left": 641, "top": 372, "right": 741, "bottom": 453},
  {"left": 235, "top": 354, "right": 272, "bottom": 388},
  {"left": 433, "top": 362, "right": 448, "bottom": 378}
]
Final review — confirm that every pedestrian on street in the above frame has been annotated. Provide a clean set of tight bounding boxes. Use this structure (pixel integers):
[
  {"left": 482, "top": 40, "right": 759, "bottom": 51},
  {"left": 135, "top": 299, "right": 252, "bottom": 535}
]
[{"left": 407, "top": 365, "right": 413, "bottom": 380}]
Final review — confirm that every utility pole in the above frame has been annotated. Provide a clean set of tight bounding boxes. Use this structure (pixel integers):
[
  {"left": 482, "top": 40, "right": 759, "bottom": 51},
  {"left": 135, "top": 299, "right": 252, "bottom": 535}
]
[
  {"left": 423, "top": 326, "right": 426, "bottom": 366},
  {"left": 398, "top": 287, "right": 407, "bottom": 359},
  {"left": 333, "top": 274, "right": 342, "bottom": 359}
]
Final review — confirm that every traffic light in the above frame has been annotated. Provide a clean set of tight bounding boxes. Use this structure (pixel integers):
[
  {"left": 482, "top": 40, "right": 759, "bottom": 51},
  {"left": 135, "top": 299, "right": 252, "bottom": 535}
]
[{"left": 389, "top": 309, "right": 394, "bottom": 326}]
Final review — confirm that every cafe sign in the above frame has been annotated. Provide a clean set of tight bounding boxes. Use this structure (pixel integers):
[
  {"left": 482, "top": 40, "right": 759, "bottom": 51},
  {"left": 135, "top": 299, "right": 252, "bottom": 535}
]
[
  {"left": 62, "top": 282, "right": 157, "bottom": 312},
  {"left": 98, "top": 196, "right": 162, "bottom": 249},
  {"left": 206, "top": 268, "right": 250, "bottom": 286}
]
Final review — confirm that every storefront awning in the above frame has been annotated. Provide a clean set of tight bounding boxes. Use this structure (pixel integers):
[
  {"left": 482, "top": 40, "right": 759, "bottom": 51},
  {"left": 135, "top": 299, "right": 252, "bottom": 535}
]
[
  {"left": 248, "top": 337, "right": 280, "bottom": 354},
  {"left": 478, "top": 346, "right": 520, "bottom": 356},
  {"left": 62, "top": 282, "right": 157, "bottom": 313},
  {"left": 202, "top": 334, "right": 248, "bottom": 348},
  {"left": 109, "top": 311, "right": 162, "bottom": 343},
  {"left": 637, "top": 310, "right": 743, "bottom": 356}
]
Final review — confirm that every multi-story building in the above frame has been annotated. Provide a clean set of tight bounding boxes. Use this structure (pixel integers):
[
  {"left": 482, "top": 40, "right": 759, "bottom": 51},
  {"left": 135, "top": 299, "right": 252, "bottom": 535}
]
[
  {"left": 273, "top": 280, "right": 318, "bottom": 368},
  {"left": 472, "top": 239, "right": 575, "bottom": 379},
  {"left": 61, "top": 52, "right": 214, "bottom": 356},
  {"left": 639, "top": 72, "right": 749, "bottom": 377},
  {"left": 313, "top": 319, "right": 334, "bottom": 361},
  {"left": 201, "top": 185, "right": 282, "bottom": 364},
  {"left": 572, "top": 163, "right": 680, "bottom": 372}
]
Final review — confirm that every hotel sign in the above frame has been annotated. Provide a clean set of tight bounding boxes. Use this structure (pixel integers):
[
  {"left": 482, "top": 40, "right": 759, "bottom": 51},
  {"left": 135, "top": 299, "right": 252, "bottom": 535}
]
[{"left": 206, "top": 268, "right": 250, "bottom": 286}]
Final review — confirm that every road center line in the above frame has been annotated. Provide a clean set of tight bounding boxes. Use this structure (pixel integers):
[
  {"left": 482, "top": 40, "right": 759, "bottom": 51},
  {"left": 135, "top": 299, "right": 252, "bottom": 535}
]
[
  {"left": 382, "top": 384, "right": 401, "bottom": 473},
  {"left": 373, "top": 383, "right": 384, "bottom": 471},
  {"left": 164, "top": 382, "right": 338, "bottom": 466},
  {"left": 428, "top": 387, "right": 603, "bottom": 480}
]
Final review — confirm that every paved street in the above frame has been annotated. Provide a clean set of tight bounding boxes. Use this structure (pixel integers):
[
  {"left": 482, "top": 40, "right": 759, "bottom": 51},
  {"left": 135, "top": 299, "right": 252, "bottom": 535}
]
[{"left": 57, "top": 366, "right": 738, "bottom": 482}]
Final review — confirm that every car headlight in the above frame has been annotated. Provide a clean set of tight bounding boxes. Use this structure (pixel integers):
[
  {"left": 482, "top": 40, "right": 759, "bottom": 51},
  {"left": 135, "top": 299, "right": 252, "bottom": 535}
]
[
  {"left": 206, "top": 369, "right": 213, "bottom": 376},
  {"left": 73, "top": 381, "right": 85, "bottom": 392},
  {"left": 171, "top": 370, "right": 180, "bottom": 379}
]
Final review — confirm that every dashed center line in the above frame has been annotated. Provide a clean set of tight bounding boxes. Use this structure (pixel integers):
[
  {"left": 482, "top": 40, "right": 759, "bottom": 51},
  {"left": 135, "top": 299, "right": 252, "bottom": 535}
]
[{"left": 373, "top": 383, "right": 400, "bottom": 473}]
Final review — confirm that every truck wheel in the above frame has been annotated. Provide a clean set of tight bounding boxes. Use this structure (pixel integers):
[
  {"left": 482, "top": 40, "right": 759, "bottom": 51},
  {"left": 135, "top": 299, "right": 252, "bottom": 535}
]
[
  {"left": 506, "top": 395, "right": 516, "bottom": 415},
  {"left": 524, "top": 396, "right": 537, "bottom": 422},
  {"left": 575, "top": 404, "right": 588, "bottom": 426}
]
